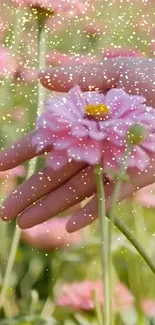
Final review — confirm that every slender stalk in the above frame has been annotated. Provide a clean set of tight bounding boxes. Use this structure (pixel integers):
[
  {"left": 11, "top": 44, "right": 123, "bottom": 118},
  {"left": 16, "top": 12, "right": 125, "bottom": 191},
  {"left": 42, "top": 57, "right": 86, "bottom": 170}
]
[
  {"left": 108, "top": 147, "right": 131, "bottom": 325},
  {"left": 113, "top": 216, "right": 155, "bottom": 274},
  {"left": 94, "top": 163, "right": 110, "bottom": 325},
  {"left": 0, "top": 13, "right": 47, "bottom": 308}
]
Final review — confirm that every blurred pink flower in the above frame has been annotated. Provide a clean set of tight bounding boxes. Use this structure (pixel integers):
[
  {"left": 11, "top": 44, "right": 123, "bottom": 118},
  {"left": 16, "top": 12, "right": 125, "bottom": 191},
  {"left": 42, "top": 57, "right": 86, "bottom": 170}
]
[
  {"left": 0, "top": 19, "right": 7, "bottom": 40},
  {"left": 0, "top": 166, "right": 25, "bottom": 196},
  {"left": 15, "top": 66, "right": 38, "bottom": 83},
  {"left": 0, "top": 166, "right": 25, "bottom": 179},
  {"left": 33, "top": 86, "right": 155, "bottom": 171},
  {"left": 46, "top": 50, "right": 97, "bottom": 66},
  {"left": 46, "top": 15, "right": 66, "bottom": 32},
  {"left": 12, "top": 0, "right": 88, "bottom": 15},
  {"left": 22, "top": 216, "right": 83, "bottom": 250},
  {"left": 11, "top": 108, "right": 25, "bottom": 122},
  {"left": 57, "top": 281, "right": 134, "bottom": 311},
  {"left": 115, "top": 283, "right": 135, "bottom": 310},
  {"left": 83, "top": 20, "right": 105, "bottom": 37},
  {"left": 135, "top": 183, "right": 155, "bottom": 208},
  {"left": 136, "top": 16, "right": 154, "bottom": 33},
  {"left": 0, "top": 47, "right": 18, "bottom": 77},
  {"left": 101, "top": 48, "right": 145, "bottom": 58},
  {"left": 141, "top": 299, "right": 155, "bottom": 317}
]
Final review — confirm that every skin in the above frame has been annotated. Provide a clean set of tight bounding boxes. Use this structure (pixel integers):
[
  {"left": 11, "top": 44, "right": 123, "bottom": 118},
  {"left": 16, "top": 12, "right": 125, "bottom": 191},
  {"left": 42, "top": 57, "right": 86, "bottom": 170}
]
[{"left": 0, "top": 57, "right": 155, "bottom": 233}]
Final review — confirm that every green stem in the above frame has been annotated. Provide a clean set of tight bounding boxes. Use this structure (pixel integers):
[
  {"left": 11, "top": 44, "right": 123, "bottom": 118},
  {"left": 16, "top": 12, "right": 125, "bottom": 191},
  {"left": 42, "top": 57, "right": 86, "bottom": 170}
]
[
  {"left": 108, "top": 147, "right": 131, "bottom": 325},
  {"left": 113, "top": 216, "right": 155, "bottom": 275},
  {"left": 94, "top": 163, "right": 110, "bottom": 325},
  {"left": 37, "top": 18, "right": 47, "bottom": 117},
  {"left": 0, "top": 15, "right": 47, "bottom": 309}
]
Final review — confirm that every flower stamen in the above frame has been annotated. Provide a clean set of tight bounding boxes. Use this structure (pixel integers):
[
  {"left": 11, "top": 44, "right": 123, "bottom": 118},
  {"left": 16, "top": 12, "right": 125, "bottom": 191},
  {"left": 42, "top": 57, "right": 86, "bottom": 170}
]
[{"left": 86, "top": 104, "right": 110, "bottom": 118}]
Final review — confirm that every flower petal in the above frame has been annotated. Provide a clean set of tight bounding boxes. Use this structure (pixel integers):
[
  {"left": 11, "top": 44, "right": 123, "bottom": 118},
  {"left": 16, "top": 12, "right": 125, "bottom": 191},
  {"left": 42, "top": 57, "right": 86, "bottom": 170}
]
[
  {"left": 32, "top": 129, "right": 54, "bottom": 152},
  {"left": 47, "top": 149, "right": 69, "bottom": 170},
  {"left": 128, "top": 147, "right": 150, "bottom": 170},
  {"left": 68, "top": 139, "right": 102, "bottom": 164}
]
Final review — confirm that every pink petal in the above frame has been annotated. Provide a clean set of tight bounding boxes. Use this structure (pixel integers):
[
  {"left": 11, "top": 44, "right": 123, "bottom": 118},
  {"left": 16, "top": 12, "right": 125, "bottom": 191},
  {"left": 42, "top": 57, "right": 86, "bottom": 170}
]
[
  {"left": 102, "top": 141, "right": 125, "bottom": 170},
  {"left": 67, "top": 86, "right": 86, "bottom": 116},
  {"left": 141, "top": 134, "right": 155, "bottom": 152},
  {"left": 32, "top": 129, "right": 54, "bottom": 152},
  {"left": 68, "top": 139, "right": 102, "bottom": 164},
  {"left": 128, "top": 147, "right": 150, "bottom": 170},
  {"left": 71, "top": 123, "right": 88, "bottom": 137},
  {"left": 37, "top": 113, "right": 69, "bottom": 132},
  {"left": 47, "top": 149, "right": 69, "bottom": 170},
  {"left": 54, "top": 134, "right": 76, "bottom": 150},
  {"left": 84, "top": 90, "right": 105, "bottom": 105},
  {"left": 105, "top": 88, "right": 126, "bottom": 114},
  {"left": 46, "top": 96, "right": 79, "bottom": 120},
  {"left": 88, "top": 129, "right": 106, "bottom": 140}
]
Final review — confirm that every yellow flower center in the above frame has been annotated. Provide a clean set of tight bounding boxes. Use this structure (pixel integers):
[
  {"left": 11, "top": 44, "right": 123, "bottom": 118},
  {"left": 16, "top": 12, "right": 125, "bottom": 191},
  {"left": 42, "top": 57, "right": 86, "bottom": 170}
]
[{"left": 85, "top": 104, "right": 110, "bottom": 117}]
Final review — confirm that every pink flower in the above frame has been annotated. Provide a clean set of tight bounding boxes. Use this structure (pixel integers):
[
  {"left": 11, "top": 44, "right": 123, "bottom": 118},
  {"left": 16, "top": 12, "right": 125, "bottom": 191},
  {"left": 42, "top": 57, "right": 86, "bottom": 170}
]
[
  {"left": 0, "top": 166, "right": 25, "bottom": 197},
  {"left": 15, "top": 66, "right": 38, "bottom": 83},
  {"left": 101, "top": 48, "right": 145, "bottom": 59},
  {"left": 83, "top": 20, "right": 105, "bottom": 37},
  {"left": 12, "top": 0, "right": 88, "bottom": 15},
  {"left": 33, "top": 86, "right": 155, "bottom": 171},
  {"left": 115, "top": 283, "right": 135, "bottom": 311},
  {"left": 0, "top": 47, "right": 17, "bottom": 77},
  {"left": 135, "top": 183, "right": 155, "bottom": 208},
  {"left": 57, "top": 281, "right": 134, "bottom": 311},
  {"left": 22, "top": 216, "right": 83, "bottom": 250},
  {"left": 141, "top": 299, "right": 155, "bottom": 317},
  {"left": 11, "top": 108, "right": 25, "bottom": 122},
  {"left": 0, "top": 19, "right": 7, "bottom": 40},
  {"left": 46, "top": 50, "right": 97, "bottom": 66},
  {"left": 0, "top": 166, "right": 25, "bottom": 179},
  {"left": 136, "top": 16, "right": 154, "bottom": 33},
  {"left": 46, "top": 15, "right": 66, "bottom": 32}
]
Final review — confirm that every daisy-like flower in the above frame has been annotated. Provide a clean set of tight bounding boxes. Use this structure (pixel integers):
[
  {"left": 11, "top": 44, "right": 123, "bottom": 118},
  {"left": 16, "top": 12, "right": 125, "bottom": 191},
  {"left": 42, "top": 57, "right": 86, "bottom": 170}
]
[
  {"left": 22, "top": 216, "right": 83, "bottom": 250},
  {"left": 57, "top": 281, "right": 134, "bottom": 311},
  {"left": 33, "top": 86, "right": 155, "bottom": 171},
  {"left": 141, "top": 299, "right": 155, "bottom": 317},
  {"left": 12, "top": 0, "right": 88, "bottom": 15},
  {"left": 0, "top": 47, "right": 18, "bottom": 77},
  {"left": 135, "top": 183, "right": 155, "bottom": 208}
]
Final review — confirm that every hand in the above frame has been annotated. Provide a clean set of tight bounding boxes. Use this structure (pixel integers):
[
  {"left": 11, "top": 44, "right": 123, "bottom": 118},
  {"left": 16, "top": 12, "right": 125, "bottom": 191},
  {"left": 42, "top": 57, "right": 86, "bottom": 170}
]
[{"left": 0, "top": 57, "right": 155, "bottom": 232}]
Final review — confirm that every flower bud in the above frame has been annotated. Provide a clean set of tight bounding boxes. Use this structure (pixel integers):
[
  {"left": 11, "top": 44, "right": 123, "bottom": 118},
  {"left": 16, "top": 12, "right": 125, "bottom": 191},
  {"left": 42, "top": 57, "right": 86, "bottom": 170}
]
[{"left": 127, "top": 124, "right": 147, "bottom": 145}]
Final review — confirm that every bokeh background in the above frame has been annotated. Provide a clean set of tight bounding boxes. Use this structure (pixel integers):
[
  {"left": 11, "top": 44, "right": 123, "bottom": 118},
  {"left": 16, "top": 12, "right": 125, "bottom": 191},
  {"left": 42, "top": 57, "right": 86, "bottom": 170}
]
[{"left": 0, "top": 0, "right": 155, "bottom": 324}]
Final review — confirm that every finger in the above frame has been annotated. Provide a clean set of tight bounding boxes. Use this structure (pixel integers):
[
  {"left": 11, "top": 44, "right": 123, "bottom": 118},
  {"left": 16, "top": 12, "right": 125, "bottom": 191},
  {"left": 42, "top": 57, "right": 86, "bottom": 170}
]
[
  {"left": 39, "top": 59, "right": 120, "bottom": 92},
  {"left": 18, "top": 166, "right": 97, "bottom": 229},
  {"left": 0, "top": 131, "right": 51, "bottom": 172},
  {"left": 66, "top": 182, "right": 133, "bottom": 233},
  {"left": 0, "top": 161, "right": 85, "bottom": 221},
  {"left": 66, "top": 161, "right": 155, "bottom": 232}
]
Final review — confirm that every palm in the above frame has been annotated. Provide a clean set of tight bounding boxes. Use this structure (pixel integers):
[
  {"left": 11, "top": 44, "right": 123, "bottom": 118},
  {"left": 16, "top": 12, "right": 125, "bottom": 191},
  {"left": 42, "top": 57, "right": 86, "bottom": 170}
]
[{"left": 0, "top": 57, "right": 155, "bottom": 232}]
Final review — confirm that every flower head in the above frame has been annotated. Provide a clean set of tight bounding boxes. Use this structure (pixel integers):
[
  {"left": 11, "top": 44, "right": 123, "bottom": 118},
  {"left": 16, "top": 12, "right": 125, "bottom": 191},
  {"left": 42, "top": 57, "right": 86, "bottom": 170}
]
[
  {"left": 33, "top": 86, "right": 155, "bottom": 171},
  {"left": 141, "top": 299, "right": 155, "bottom": 317},
  {"left": 135, "top": 183, "right": 155, "bottom": 208},
  {"left": 12, "top": 0, "right": 88, "bottom": 15},
  {"left": 22, "top": 216, "right": 83, "bottom": 250},
  {"left": 57, "top": 281, "right": 134, "bottom": 312},
  {"left": 0, "top": 47, "right": 17, "bottom": 77}
]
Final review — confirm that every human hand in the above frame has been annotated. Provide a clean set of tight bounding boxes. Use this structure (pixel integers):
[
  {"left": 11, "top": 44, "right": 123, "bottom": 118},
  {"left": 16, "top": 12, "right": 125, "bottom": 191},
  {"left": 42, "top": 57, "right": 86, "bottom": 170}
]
[{"left": 0, "top": 57, "right": 155, "bottom": 232}]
